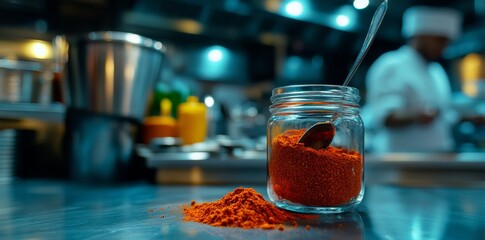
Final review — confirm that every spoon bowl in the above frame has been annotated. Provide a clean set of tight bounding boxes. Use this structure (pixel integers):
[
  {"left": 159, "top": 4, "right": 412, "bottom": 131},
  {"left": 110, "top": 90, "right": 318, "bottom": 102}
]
[
  {"left": 298, "top": 0, "right": 388, "bottom": 150},
  {"left": 299, "top": 121, "right": 336, "bottom": 150}
]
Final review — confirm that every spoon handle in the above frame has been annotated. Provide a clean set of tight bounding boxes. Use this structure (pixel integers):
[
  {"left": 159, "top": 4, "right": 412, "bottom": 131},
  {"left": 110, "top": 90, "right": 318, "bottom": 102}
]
[{"left": 343, "top": 0, "right": 388, "bottom": 86}]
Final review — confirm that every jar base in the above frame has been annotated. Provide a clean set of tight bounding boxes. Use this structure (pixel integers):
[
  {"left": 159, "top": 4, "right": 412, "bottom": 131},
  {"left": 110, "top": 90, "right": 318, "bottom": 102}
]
[
  {"left": 268, "top": 187, "right": 365, "bottom": 214},
  {"left": 273, "top": 201, "right": 358, "bottom": 214}
]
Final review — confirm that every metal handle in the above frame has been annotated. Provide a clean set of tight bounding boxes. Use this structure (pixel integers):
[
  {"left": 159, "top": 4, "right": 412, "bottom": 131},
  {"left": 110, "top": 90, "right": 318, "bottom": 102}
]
[{"left": 343, "top": 0, "right": 388, "bottom": 86}]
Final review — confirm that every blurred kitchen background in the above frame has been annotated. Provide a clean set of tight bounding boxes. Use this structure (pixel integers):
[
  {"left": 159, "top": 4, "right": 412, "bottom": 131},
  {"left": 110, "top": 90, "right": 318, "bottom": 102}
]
[{"left": 1, "top": 0, "right": 485, "bottom": 184}]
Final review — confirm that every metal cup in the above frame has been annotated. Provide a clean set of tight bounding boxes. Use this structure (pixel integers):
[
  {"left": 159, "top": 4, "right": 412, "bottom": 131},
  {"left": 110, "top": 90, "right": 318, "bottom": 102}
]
[
  {"left": 64, "top": 32, "right": 166, "bottom": 182},
  {"left": 65, "top": 31, "right": 166, "bottom": 120},
  {"left": 64, "top": 108, "right": 142, "bottom": 183}
]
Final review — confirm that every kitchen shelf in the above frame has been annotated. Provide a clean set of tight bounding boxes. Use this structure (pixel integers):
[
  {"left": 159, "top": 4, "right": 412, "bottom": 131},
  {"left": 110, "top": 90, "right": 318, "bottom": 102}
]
[{"left": 0, "top": 102, "right": 65, "bottom": 122}]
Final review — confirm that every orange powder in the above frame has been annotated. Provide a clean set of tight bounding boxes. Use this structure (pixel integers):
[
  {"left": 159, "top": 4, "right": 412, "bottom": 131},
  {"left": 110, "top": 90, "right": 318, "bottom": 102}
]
[
  {"left": 183, "top": 187, "right": 316, "bottom": 230},
  {"left": 269, "top": 129, "right": 363, "bottom": 206}
]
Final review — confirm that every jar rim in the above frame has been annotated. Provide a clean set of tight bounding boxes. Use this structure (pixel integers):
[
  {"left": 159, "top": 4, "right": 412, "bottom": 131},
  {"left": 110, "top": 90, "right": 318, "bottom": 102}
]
[{"left": 270, "top": 84, "right": 360, "bottom": 104}]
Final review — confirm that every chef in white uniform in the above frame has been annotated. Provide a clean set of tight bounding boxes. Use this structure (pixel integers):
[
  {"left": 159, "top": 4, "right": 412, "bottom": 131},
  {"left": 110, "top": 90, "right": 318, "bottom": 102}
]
[{"left": 365, "top": 6, "right": 462, "bottom": 152}]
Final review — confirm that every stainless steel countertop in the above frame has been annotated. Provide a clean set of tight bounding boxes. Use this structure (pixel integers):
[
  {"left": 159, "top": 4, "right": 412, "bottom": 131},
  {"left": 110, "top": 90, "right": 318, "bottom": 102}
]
[{"left": 1, "top": 180, "right": 484, "bottom": 239}]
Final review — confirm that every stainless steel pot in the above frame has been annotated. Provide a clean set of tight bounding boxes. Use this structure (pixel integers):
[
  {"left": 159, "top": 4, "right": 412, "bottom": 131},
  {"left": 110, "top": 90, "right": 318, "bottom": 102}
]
[
  {"left": 0, "top": 59, "right": 53, "bottom": 104},
  {"left": 65, "top": 32, "right": 166, "bottom": 120}
]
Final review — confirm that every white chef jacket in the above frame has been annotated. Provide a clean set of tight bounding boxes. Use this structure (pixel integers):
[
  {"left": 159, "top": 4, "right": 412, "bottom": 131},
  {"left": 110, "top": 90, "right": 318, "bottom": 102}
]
[{"left": 365, "top": 46, "right": 455, "bottom": 152}]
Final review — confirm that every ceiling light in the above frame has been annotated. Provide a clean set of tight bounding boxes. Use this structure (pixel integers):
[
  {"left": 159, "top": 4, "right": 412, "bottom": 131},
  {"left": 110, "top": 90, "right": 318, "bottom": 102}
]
[
  {"left": 174, "top": 19, "right": 202, "bottom": 34},
  {"left": 285, "top": 1, "right": 303, "bottom": 16},
  {"left": 336, "top": 14, "right": 350, "bottom": 27},
  {"left": 204, "top": 96, "right": 215, "bottom": 108},
  {"left": 353, "top": 0, "right": 369, "bottom": 10},
  {"left": 208, "top": 49, "right": 223, "bottom": 62},
  {"left": 25, "top": 41, "right": 52, "bottom": 59}
]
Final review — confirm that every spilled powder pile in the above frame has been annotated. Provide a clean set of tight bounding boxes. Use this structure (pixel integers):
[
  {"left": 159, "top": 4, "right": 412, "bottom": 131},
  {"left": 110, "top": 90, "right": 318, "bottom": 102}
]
[{"left": 183, "top": 187, "right": 316, "bottom": 230}]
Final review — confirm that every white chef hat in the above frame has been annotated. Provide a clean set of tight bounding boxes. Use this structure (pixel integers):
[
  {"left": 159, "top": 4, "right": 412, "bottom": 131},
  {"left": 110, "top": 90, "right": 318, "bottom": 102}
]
[{"left": 402, "top": 6, "right": 462, "bottom": 40}]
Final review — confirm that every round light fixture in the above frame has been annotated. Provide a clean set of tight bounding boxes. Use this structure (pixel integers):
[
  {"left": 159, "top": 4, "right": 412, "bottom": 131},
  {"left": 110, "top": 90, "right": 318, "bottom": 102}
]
[
  {"left": 208, "top": 49, "right": 223, "bottom": 62},
  {"left": 285, "top": 1, "right": 304, "bottom": 16},
  {"left": 353, "top": 0, "right": 369, "bottom": 10},
  {"left": 336, "top": 14, "right": 350, "bottom": 27}
]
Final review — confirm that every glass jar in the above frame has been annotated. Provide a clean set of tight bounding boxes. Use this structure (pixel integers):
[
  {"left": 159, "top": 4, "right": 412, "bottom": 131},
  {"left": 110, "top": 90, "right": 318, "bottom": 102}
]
[{"left": 267, "top": 84, "right": 364, "bottom": 214}]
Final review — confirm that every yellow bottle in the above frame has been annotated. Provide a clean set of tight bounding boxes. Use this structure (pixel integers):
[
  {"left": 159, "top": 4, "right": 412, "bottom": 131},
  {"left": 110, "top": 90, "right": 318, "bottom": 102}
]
[
  {"left": 177, "top": 96, "right": 207, "bottom": 145},
  {"left": 143, "top": 98, "right": 177, "bottom": 144}
]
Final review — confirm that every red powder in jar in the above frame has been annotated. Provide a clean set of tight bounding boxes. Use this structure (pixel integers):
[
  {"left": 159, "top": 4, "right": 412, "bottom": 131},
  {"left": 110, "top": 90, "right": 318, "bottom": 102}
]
[{"left": 269, "top": 129, "right": 363, "bottom": 206}]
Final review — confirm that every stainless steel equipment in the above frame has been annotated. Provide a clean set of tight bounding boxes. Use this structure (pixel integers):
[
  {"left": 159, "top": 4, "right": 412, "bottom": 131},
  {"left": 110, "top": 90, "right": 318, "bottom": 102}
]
[
  {"left": 0, "top": 59, "right": 53, "bottom": 104},
  {"left": 65, "top": 31, "right": 166, "bottom": 120},
  {"left": 64, "top": 109, "right": 140, "bottom": 182},
  {"left": 0, "top": 129, "right": 36, "bottom": 183},
  {"left": 64, "top": 32, "right": 166, "bottom": 182}
]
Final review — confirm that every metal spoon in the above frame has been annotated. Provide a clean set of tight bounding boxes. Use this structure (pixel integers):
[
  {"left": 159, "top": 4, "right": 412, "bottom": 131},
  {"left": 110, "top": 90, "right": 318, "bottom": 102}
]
[{"left": 299, "top": 0, "right": 388, "bottom": 150}]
